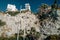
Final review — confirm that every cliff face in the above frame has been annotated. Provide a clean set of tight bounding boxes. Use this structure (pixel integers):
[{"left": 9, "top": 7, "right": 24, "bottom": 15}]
[
  {"left": 0, "top": 11, "right": 40, "bottom": 37},
  {"left": 0, "top": 10, "right": 60, "bottom": 40}
]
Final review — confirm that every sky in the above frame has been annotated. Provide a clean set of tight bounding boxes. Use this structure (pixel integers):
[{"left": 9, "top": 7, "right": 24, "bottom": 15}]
[{"left": 0, "top": 0, "right": 60, "bottom": 12}]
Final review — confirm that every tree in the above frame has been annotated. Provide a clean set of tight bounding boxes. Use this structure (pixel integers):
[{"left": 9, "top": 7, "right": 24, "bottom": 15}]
[{"left": 50, "top": 0, "right": 58, "bottom": 22}]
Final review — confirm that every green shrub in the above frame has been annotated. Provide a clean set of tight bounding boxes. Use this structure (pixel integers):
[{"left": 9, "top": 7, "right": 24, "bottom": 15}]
[
  {"left": 7, "top": 11, "right": 20, "bottom": 16},
  {"left": 0, "top": 20, "right": 6, "bottom": 26},
  {"left": 44, "top": 35, "right": 60, "bottom": 40}
]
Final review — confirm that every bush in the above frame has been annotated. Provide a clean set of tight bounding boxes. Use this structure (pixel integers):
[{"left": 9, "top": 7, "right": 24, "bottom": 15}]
[
  {"left": 44, "top": 35, "right": 60, "bottom": 40},
  {"left": 0, "top": 20, "right": 6, "bottom": 26},
  {"left": 7, "top": 11, "right": 20, "bottom": 16}
]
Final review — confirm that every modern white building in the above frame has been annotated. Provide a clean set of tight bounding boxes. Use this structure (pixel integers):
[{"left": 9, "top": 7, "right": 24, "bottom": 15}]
[
  {"left": 20, "top": 3, "right": 31, "bottom": 12},
  {"left": 25, "top": 3, "right": 31, "bottom": 11},
  {"left": 7, "top": 4, "right": 18, "bottom": 12}
]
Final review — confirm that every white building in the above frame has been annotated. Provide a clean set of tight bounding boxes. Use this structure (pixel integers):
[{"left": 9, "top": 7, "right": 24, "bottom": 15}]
[
  {"left": 7, "top": 4, "right": 18, "bottom": 12},
  {"left": 25, "top": 3, "right": 31, "bottom": 11},
  {"left": 20, "top": 3, "right": 31, "bottom": 12}
]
